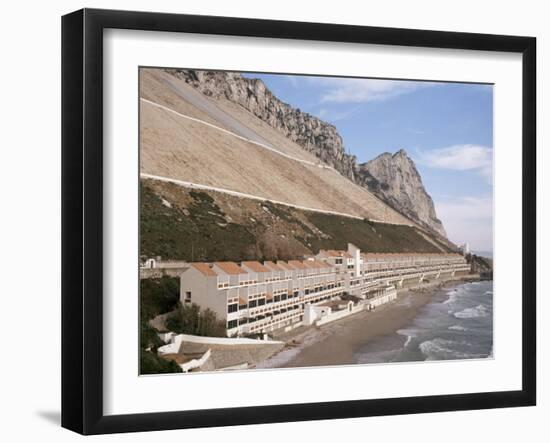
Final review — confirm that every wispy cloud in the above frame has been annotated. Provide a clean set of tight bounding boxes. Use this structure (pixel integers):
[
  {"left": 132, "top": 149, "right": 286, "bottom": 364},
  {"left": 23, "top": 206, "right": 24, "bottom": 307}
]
[
  {"left": 316, "top": 106, "right": 361, "bottom": 122},
  {"left": 436, "top": 196, "right": 493, "bottom": 222},
  {"left": 435, "top": 196, "right": 493, "bottom": 250},
  {"left": 416, "top": 144, "right": 493, "bottom": 183},
  {"left": 304, "top": 77, "right": 433, "bottom": 104}
]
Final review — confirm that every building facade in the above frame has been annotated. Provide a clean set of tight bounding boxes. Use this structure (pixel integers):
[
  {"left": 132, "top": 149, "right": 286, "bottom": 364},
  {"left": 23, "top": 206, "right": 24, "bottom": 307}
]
[{"left": 179, "top": 244, "right": 471, "bottom": 337}]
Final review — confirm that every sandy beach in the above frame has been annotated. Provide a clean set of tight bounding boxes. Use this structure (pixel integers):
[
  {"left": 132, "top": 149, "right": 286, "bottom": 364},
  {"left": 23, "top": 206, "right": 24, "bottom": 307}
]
[{"left": 256, "top": 278, "right": 470, "bottom": 369}]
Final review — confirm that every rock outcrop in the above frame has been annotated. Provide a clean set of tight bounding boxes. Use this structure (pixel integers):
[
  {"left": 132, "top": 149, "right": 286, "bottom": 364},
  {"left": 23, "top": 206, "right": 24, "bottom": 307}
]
[
  {"left": 357, "top": 150, "right": 447, "bottom": 237},
  {"left": 166, "top": 69, "right": 358, "bottom": 180},
  {"left": 165, "top": 69, "right": 447, "bottom": 238}
]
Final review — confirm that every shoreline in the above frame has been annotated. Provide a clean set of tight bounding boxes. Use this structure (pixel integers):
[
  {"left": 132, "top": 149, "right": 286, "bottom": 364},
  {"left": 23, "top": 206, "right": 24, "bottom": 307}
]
[{"left": 255, "top": 277, "right": 475, "bottom": 369}]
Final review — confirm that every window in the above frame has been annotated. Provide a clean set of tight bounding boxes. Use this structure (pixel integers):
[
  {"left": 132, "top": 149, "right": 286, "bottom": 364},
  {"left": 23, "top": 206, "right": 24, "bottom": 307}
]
[
  {"left": 227, "top": 320, "right": 238, "bottom": 329},
  {"left": 336, "top": 258, "right": 343, "bottom": 265},
  {"left": 281, "top": 293, "right": 287, "bottom": 301},
  {"left": 249, "top": 300, "right": 257, "bottom": 308},
  {"left": 184, "top": 291, "right": 192, "bottom": 303},
  {"left": 228, "top": 303, "right": 238, "bottom": 313},
  {"left": 258, "top": 298, "right": 266, "bottom": 306},
  {"left": 274, "top": 295, "right": 280, "bottom": 303}
]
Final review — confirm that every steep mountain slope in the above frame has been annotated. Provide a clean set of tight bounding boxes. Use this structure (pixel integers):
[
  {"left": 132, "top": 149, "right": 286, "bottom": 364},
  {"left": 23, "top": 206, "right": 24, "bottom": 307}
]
[
  {"left": 163, "top": 68, "right": 448, "bottom": 239},
  {"left": 166, "top": 69, "right": 358, "bottom": 180},
  {"left": 139, "top": 68, "right": 412, "bottom": 226},
  {"left": 357, "top": 150, "right": 446, "bottom": 237}
]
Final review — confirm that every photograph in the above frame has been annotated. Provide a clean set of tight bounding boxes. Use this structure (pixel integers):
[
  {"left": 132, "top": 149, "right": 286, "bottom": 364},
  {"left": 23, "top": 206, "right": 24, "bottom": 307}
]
[
  {"left": 138, "top": 67, "right": 494, "bottom": 375},
  {"left": 1, "top": 0, "right": 544, "bottom": 439}
]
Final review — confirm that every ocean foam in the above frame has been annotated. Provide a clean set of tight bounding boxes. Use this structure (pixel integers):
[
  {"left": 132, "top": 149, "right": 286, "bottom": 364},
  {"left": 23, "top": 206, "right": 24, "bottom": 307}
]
[
  {"left": 419, "top": 338, "right": 457, "bottom": 360},
  {"left": 448, "top": 325, "right": 468, "bottom": 331},
  {"left": 396, "top": 328, "right": 418, "bottom": 348},
  {"left": 454, "top": 304, "right": 489, "bottom": 319},
  {"left": 419, "top": 338, "right": 484, "bottom": 360},
  {"left": 443, "top": 287, "right": 466, "bottom": 305},
  {"left": 443, "top": 294, "right": 460, "bottom": 305}
]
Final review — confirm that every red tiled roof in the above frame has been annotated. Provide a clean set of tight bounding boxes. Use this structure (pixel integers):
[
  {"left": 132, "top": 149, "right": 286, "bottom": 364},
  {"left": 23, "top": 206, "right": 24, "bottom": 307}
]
[
  {"left": 304, "top": 260, "right": 330, "bottom": 269},
  {"left": 276, "top": 261, "right": 295, "bottom": 271},
  {"left": 241, "top": 261, "right": 271, "bottom": 273},
  {"left": 302, "top": 260, "right": 318, "bottom": 269},
  {"left": 361, "top": 252, "right": 464, "bottom": 260},
  {"left": 190, "top": 262, "right": 217, "bottom": 277},
  {"left": 311, "top": 259, "right": 332, "bottom": 269},
  {"left": 264, "top": 261, "right": 284, "bottom": 271},
  {"left": 288, "top": 260, "right": 308, "bottom": 269},
  {"left": 214, "top": 261, "right": 246, "bottom": 275}
]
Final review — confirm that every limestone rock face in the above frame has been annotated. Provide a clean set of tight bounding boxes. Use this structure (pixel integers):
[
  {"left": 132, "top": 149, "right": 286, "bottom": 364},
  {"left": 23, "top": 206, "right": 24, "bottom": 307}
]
[
  {"left": 357, "top": 150, "right": 447, "bottom": 237},
  {"left": 166, "top": 69, "right": 358, "bottom": 180}
]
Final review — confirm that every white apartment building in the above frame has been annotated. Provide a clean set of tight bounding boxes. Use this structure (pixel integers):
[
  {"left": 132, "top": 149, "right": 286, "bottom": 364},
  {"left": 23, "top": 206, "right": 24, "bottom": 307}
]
[{"left": 179, "top": 244, "right": 471, "bottom": 337}]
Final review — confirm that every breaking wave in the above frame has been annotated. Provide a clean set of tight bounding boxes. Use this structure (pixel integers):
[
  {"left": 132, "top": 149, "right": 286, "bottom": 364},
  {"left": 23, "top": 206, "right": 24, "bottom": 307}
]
[
  {"left": 454, "top": 304, "right": 489, "bottom": 319},
  {"left": 448, "top": 325, "right": 468, "bottom": 331},
  {"left": 419, "top": 338, "right": 484, "bottom": 360}
]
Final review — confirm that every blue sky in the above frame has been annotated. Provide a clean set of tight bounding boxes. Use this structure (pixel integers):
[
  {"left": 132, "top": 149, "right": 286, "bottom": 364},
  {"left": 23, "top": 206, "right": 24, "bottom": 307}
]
[{"left": 243, "top": 73, "right": 493, "bottom": 252}]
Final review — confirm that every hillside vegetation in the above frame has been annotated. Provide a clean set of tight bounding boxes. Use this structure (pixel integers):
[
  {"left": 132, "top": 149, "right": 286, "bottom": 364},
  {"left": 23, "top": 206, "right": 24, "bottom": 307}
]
[
  {"left": 140, "top": 179, "right": 453, "bottom": 262},
  {"left": 139, "top": 276, "right": 182, "bottom": 374}
]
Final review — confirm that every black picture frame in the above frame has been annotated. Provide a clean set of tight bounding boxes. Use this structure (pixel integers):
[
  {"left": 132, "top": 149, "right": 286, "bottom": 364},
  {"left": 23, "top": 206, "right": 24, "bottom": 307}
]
[{"left": 61, "top": 8, "right": 536, "bottom": 435}]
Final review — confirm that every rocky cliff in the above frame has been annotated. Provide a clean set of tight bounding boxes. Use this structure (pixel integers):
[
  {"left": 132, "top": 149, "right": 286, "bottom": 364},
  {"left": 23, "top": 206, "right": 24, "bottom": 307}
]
[
  {"left": 466, "top": 254, "right": 493, "bottom": 280},
  {"left": 166, "top": 69, "right": 358, "bottom": 180},
  {"left": 165, "top": 69, "right": 446, "bottom": 238},
  {"left": 357, "top": 150, "right": 447, "bottom": 237}
]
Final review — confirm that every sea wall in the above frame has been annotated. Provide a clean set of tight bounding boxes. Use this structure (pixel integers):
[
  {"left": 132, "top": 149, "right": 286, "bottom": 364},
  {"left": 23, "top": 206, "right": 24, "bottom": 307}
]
[{"left": 315, "top": 304, "right": 367, "bottom": 326}]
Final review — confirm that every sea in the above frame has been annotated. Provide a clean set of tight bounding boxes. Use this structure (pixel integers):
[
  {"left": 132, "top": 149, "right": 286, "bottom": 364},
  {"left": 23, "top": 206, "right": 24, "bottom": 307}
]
[
  {"left": 472, "top": 250, "right": 493, "bottom": 259},
  {"left": 353, "top": 280, "right": 494, "bottom": 364}
]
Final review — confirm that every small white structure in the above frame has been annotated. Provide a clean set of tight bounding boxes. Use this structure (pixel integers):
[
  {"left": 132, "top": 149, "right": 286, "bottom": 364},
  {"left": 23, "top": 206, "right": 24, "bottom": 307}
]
[
  {"left": 157, "top": 331, "right": 176, "bottom": 344},
  {"left": 304, "top": 299, "right": 357, "bottom": 326},
  {"left": 367, "top": 285, "right": 397, "bottom": 310},
  {"left": 157, "top": 333, "right": 282, "bottom": 356},
  {"left": 142, "top": 258, "right": 157, "bottom": 269},
  {"left": 459, "top": 243, "right": 470, "bottom": 255},
  {"left": 179, "top": 349, "right": 212, "bottom": 373},
  {"left": 303, "top": 303, "right": 332, "bottom": 325}
]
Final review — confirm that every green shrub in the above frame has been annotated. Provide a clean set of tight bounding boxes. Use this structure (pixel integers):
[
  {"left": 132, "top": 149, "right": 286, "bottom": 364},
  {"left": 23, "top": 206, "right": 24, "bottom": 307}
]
[
  {"left": 140, "top": 322, "right": 164, "bottom": 351},
  {"left": 140, "top": 183, "right": 256, "bottom": 261},
  {"left": 167, "top": 303, "right": 226, "bottom": 337},
  {"left": 139, "top": 322, "right": 182, "bottom": 375},
  {"left": 140, "top": 276, "right": 180, "bottom": 323},
  {"left": 140, "top": 350, "right": 182, "bottom": 374}
]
